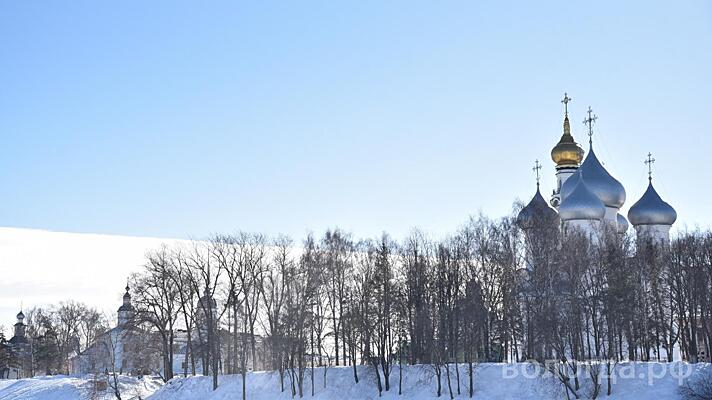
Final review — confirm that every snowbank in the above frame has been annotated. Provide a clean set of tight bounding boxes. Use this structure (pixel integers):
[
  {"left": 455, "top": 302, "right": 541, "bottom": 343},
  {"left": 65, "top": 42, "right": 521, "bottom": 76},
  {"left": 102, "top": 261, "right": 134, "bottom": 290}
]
[
  {"left": 0, "top": 374, "right": 162, "bottom": 400},
  {"left": 148, "top": 362, "right": 711, "bottom": 400},
  {"left": 2, "top": 363, "right": 707, "bottom": 399}
]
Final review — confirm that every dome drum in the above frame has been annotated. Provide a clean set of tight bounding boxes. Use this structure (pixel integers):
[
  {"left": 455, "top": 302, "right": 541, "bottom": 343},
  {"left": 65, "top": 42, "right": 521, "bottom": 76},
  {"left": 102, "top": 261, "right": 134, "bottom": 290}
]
[{"left": 616, "top": 213, "right": 629, "bottom": 234}]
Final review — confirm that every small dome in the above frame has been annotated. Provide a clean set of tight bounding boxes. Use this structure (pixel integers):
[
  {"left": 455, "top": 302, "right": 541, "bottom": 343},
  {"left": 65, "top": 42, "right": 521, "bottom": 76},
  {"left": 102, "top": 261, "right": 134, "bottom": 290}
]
[
  {"left": 628, "top": 182, "right": 677, "bottom": 226},
  {"left": 559, "top": 174, "right": 606, "bottom": 221},
  {"left": 16, "top": 311, "right": 25, "bottom": 320},
  {"left": 561, "top": 147, "right": 626, "bottom": 208},
  {"left": 551, "top": 116, "right": 584, "bottom": 167},
  {"left": 617, "top": 213, "right": 629, "bottom": 234},
  {"left": 118, "top": 304, "right": 135, "bottom": 312},
  {"left": 517, "top": 187, "right": 559, "bottom": 229}
]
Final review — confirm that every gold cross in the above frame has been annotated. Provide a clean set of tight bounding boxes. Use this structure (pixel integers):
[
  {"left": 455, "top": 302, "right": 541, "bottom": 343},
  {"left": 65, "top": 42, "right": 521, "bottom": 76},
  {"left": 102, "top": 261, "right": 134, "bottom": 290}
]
[
  {"left": 645, "top": 152, "right": 655, "bottom": 182},
  {"left": 561, "top": 93, "right": 572, "bottom": 116}
]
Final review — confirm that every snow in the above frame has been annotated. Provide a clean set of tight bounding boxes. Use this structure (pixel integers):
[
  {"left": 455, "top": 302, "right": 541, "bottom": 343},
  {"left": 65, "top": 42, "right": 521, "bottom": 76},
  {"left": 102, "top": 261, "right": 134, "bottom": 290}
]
[
  {"left": 1, "top": 363, "right": 708, "bottom": 399},
  {"left": 147, "top": 362, "right": 711, "bottom": 400},
  {"left": 0, "top": 374, "right": 163, "bottom": 400}
]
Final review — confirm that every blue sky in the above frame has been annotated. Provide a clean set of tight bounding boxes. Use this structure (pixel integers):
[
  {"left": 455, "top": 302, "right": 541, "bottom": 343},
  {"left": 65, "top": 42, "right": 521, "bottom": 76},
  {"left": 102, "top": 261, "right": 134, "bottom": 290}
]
[{"left": 1, "top": 1, "right": 710, "bottom": 241}]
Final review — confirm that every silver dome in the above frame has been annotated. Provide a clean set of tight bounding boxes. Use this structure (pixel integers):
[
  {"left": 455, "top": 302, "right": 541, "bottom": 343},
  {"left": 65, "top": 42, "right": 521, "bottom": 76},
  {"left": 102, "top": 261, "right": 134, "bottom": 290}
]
[
  {"left": 628, "top": 182, "right": 677, "bottom": 226},
  {"left": 616, "top": 213, "right": 629, "bottom": 234},
  {"left": 561, "top": 147, "right": 626, "bottom": 208},
  {"left": 517, "top": 187, "right": 559, "bottom": 229},
  {"left": 559, "top": 174, "right": 606, "bottom": 221}
]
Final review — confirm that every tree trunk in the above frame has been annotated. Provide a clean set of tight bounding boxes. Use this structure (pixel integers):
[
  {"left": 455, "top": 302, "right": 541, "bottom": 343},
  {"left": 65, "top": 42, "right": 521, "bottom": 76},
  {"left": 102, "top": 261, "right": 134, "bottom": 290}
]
[
  {"left": 468, "top": 361, "right": 473, "bottom": 398},
  {"left": 373, "top": 361, "right": 383, "bottom": 397},
  {"left": 445, "top": 363, "right": 454, "bottom": 400}
]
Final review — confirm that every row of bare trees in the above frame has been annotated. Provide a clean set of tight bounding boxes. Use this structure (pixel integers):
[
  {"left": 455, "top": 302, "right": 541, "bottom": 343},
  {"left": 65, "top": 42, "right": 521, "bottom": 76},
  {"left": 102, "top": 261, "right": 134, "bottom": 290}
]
[
  {"left": 122, "top": 213, "right": 712, "bottom": 398},
  {"left": 0, "top": 302, "right": 107, "bottom": 376},
  {"left": 3, "top": 203, "right": 709, "bottom": 398},
  {"left": 518, "top": 214, "right": 712, "bottom": 399}
]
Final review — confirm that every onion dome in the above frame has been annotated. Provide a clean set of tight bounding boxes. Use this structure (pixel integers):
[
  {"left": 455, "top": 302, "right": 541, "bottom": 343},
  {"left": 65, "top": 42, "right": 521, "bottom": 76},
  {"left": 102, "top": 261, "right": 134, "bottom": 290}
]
[
  {"left": 559, "top": 174, "right": 606, "bottom": 221},
  {"left": 517, "top": 187, "right": 559, "bottom": 229},
  {"left": 118, "top": 303, "right": 135, "bottom": 312},
  {"left": 617, "top": 213, "right": 629, "bottom": 234},
  {"left": 628, "top": 181, "right": 677, "bottom": 226},
  {"left": 16, "top": 310, "right": 25, "bottom": 322},
  {"left": 561, "top": 147, "right": 626, "bottom": 208},
  {"left": 551, "top": 116, "right": 585, "bottom": 167}
]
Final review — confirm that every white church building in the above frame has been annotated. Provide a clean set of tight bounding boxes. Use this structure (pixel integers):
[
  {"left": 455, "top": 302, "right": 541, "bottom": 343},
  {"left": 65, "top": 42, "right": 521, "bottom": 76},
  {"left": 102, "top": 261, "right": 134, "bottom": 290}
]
[{"left": 69, "top": 284, "right": 145, "bottom": 375}]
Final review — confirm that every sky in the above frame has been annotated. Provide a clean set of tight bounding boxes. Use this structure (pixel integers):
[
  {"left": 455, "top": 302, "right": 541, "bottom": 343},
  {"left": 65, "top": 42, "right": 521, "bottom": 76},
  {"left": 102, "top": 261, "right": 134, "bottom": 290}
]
[{"left": 1, "top": 0, "right": 711, "bottom": 243}]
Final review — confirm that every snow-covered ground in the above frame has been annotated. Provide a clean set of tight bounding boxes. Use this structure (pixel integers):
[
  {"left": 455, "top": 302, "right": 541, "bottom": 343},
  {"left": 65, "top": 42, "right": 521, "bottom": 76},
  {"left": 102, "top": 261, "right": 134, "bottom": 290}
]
[
  {"left": 1, "top": 363, "right": 708, "bottom": 400},
  {"left": 149, "top": 362, "right": 711, "bottom": 400},
  {"left": 0, "top": 374, "right": 163, "bottom": 400}
]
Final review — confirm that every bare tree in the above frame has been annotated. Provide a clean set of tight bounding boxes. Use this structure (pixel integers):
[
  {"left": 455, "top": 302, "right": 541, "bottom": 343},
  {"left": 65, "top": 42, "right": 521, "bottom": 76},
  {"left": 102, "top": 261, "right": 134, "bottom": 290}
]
[
  {"left": 260, "top": 235, "right": 293, "bottom": 391},
  {"left": 182, "top": 240, "right": 229, "bottom": 390},
  {"left": 132, "top": 245, "right": 181, "bottom": 382}
]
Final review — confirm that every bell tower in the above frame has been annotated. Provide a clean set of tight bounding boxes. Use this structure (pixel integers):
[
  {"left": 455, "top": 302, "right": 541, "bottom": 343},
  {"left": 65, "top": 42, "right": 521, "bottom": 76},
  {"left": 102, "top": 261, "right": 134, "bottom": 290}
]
[{"left": 117, "top": 281, "right": 135, "bottom": 326}]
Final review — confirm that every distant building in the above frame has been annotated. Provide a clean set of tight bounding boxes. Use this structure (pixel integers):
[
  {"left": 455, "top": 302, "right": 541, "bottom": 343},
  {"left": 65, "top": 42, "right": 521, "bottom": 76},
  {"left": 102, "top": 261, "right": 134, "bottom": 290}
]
[
  {"left": 68, "top": 284, "right": 267, "bottom": 378},
  {"left": 174, "top": 292, "right": 267, "bottom": 376},
  {"left": 70, "top": 284, "right": 150, "bottom": 375},
  {"left": 2, "top": 311, "right": 33, "bottom": 379}
]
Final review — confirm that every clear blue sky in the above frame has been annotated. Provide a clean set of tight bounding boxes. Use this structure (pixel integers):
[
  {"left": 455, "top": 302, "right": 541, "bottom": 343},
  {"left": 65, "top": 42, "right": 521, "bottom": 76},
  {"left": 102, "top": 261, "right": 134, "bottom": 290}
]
[{"left": 1, "top": 1, "right": 710, "bottom": 240}]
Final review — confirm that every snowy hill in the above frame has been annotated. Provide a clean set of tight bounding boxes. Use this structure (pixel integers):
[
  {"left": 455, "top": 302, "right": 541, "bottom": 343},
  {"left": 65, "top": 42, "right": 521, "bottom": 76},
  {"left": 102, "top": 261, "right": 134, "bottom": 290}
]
[
  {"left": 0, "top": 363, "right": 707, "bottom": 400},
  {"left": 148, "top": 362, "right": 711, "bottom": 400},
  {"left": 0, "top": 375, "right": 162, "bottom": 400}
]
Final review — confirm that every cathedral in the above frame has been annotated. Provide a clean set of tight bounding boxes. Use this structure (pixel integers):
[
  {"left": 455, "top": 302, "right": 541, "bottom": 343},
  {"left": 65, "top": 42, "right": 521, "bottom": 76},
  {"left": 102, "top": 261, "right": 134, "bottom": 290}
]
[
  {"left": 517, "top": 93, "right": 677, "bottom": 243},
  {"left": 513, "top": 94, "right": 697, "bottom": 362}
]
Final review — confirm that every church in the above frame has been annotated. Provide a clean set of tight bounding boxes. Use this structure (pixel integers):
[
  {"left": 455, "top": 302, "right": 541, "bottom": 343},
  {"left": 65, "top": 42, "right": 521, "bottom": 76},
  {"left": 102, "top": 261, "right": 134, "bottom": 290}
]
[
  {"left": 514, "top": 94, "right": 712, "bottom": 362},
  {"left": 517, "top": 93, "right": 677, "bottom": 244},
  {"left": 0, "top": 311, "right": 32, "bottom": 379},
  {"left": 69, "top": 283, "right": 147, "bottom": 375}
]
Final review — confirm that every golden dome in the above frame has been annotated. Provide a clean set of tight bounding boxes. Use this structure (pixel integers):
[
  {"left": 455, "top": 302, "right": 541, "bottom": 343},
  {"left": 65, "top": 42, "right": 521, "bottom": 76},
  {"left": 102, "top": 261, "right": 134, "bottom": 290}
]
[{"left": 551, "top": 116, "right": 584, "bottom": 167}]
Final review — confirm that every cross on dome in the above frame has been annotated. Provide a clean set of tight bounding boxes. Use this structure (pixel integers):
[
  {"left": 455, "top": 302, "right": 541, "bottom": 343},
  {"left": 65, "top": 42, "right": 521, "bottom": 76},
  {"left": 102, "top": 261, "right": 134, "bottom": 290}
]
[
  {"left": 532, "top": 160, "right": 542, "bottom": 187},
  {"left": 583, "top": 106, "right": 597, "bottom": 145},
  {"left": 645, "top": 152, "right": 656, "bottom": 182},
  {"left": 561, "top": 93, "right": 572, "bottom": 116}
]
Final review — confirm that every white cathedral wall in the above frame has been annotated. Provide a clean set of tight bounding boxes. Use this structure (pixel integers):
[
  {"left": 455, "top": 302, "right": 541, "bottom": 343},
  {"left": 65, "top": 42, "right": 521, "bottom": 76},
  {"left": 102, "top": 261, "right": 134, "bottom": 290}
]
[
  {"left": 604, "top": 207, "right": 618, "bottom": 224},
  {"left": 635, "top": 224, "right": 671, "bottom": 245},
  {"left": 112, "top": 329, "right": 124, "bottom": 372},
  {"left": 118, "top": 311, "right": 132, "bottom": 327},
  {"left": 555, "top": 168, "right": 577, "bottom": 192},
  {"left": 553, "top": 167, "right": 577, "bottom": 208},
  {"left": 564, "top": 219, "right": 602, "bottom": 244}
]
